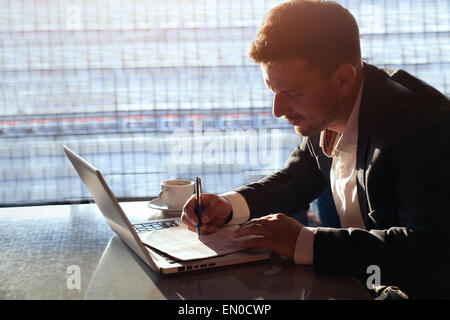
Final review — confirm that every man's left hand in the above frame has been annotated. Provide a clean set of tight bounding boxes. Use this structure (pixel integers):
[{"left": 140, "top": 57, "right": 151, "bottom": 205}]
[{"left": 232, "top": 213, "right": 303, "bottom": 260}]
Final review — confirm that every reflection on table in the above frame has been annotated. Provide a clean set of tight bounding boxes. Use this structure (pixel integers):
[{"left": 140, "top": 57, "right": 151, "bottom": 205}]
[{"left": 0, "top": 201, "right": 372, "bottom": 300}]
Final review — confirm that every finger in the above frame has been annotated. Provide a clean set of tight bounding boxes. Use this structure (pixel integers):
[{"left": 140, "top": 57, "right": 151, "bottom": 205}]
[
  {"left": 186, "top": 223, "right": 218, "bottom": 234},
  {"left": 198, "top": 195, "right": 230, "bottom": 225},
  {"left": 182, "top": 196, "right": 199, "bottom": 226},
  {"left": 200, "top": 206, "right": 225, "bottom": 225},
  {"left": 186, "top": 224, "right": 196, "bottom": 232},
  {"left": 241, "top": 217, "right": 272, "bottom": 226},
  {"left": 199, "top": 224, "right": 218, "bottom": 234},
  {"left": 196, "top": 193, "right": 217, "bottom": 208},
  {"left": 181, "top": 204, "right": 217, "bottom": 226},
  {"left": 235, "top": 217, "right": 272, "bottom": 232},
  {"left": 198, "top": 195, "right": 224, "bottom": 223},
  {"left": 233, "top": 223, "right": 268, "bottom": 238},
  {"left": 238, "top": 236, "right": 269, "bottom": 249},
  {"left": 198, "top": 206, "right": 212, "bottom": 224},
  {"left": 182, "top": 216, "right": 198, "bottom": 231},
  {"left": 181, "top": 209, "right": 197, "bottom": 228}
]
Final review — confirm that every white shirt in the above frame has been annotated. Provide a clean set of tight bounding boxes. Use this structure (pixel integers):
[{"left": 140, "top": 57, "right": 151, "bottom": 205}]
[{"left": 329, "top": 80, "right": 365, "bottom": 229}]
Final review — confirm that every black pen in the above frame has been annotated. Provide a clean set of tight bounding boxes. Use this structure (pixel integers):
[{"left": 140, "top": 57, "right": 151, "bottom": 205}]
[{"left": 195, "top": 177, "right": 202, "bottom": 236}]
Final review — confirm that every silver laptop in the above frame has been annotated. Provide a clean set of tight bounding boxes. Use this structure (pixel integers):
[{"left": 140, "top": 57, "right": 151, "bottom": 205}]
[{"left": 63, "top": 145, "right": 271, "bottom": 274}]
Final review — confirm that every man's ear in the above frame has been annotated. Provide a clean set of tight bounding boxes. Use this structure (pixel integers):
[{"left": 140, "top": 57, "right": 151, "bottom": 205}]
[{"left": 332, "top": 63, "right": 357, "bottom": 95}]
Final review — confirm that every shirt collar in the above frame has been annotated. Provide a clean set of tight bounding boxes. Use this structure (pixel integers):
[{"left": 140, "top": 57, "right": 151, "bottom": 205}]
[{"left": 320, "top": 77, "right": 364, "bottom": 157}]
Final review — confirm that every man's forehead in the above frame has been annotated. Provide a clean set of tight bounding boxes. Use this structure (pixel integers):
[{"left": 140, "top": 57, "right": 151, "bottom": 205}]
[
  {"left": 261, "top": 59, "right": 314, "bottom": 89},
  {"left": 261, "top": 62, "right": 283, "bottom": 89}
]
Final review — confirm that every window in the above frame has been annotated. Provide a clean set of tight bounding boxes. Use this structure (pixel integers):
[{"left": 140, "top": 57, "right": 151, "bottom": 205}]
[{"left": 0, "top": 0, "right": 449, "bottom": 206}]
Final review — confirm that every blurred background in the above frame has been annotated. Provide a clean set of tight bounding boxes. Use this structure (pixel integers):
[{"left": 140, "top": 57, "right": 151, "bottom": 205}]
[{"left": 0, "top": 0, "right": 449, "bottom": 206}]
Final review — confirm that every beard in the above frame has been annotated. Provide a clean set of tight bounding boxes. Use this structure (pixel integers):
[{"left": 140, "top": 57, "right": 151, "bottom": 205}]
[
  {"left": 293, "top": 123, "right": 326, "bottom": 137},
  {"left": 291, "top": 98, "right": 340, "bottom": 137},
  {"left": 293, "top": 124, "right": 321, "bottom": 137}
]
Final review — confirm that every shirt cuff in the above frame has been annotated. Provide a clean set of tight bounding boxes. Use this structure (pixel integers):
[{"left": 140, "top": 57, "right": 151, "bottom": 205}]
[
  {"left": 293, "top": 226, "right": 316, "bottom": 265},
  {"left": 219, "top": 191, "right": 250, "bottom": 225}
]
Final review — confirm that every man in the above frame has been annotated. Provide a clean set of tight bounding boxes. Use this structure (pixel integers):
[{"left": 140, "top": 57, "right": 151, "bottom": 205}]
[{"left": 182, "top": 0, "right": 450, "bottom": 299}]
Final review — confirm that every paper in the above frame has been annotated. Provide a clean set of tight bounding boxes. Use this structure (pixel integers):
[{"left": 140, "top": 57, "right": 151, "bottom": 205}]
[{"left": 139, "top": 225, "right": 257, "bottom": 261}]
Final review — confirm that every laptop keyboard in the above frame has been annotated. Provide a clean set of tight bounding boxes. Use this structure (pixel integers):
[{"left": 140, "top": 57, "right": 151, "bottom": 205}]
[{"left": 133, "top": 220, "right": 179, "bottom": 233}]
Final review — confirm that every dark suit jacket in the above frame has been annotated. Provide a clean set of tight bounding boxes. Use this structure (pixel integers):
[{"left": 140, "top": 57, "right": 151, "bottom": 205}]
[{"left": 234, "top": 63, "right": 450, "bottom": 299}]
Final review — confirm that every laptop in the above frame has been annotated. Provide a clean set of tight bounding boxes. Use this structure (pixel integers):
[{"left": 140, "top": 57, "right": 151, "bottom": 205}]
[{"left": 63, "top": 145, "right": 271, "bottom": 274}]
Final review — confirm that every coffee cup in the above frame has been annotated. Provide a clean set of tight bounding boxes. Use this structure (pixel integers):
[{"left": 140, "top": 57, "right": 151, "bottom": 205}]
[{"left": 158, "top": 179, "right": 195, "bottom": 210}]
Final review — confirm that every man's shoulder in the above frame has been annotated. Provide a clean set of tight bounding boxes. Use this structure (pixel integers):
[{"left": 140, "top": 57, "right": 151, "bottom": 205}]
[
  {"left": 362, "top": 63, "right": 450, "bottom": 127},
  {"left": 360, "top": 63, "right": 450, "bottom": 149},
  {"left": 364, "top": 62, "right": 449, "bottom": 109}
]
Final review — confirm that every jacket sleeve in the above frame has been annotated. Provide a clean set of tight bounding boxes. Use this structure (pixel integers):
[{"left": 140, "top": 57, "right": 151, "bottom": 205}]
[{"left": 234, "top": 136, "right": 328, "bottom": 219}]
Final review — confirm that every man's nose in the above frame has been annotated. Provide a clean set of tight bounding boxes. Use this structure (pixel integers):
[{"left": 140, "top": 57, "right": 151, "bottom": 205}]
[{"left": 272, "top": 92, "right": 289, "bottom": 118}]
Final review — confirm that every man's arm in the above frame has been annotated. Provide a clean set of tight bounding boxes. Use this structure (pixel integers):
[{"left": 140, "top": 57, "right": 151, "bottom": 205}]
[
  {"left": 181, "top": 136, "right": 327, "bottom": 237},
  {"left": 221, "top": 136, "right": 327, "bottom": 263}
]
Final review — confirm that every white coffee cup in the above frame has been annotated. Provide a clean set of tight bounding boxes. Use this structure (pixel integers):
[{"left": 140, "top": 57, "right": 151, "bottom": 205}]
[{"left": 158, "top": 179, "right": 195, "bottom": 210}]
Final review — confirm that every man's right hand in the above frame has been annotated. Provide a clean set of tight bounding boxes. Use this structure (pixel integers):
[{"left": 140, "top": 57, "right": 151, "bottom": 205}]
[{"left": 181, "top": 193, "right": 232, "bottom": 234}]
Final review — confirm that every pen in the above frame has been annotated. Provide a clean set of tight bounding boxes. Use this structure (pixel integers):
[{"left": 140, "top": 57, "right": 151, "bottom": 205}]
[{"left": 195, "top": 177, "right": 202, "bottom": 236}]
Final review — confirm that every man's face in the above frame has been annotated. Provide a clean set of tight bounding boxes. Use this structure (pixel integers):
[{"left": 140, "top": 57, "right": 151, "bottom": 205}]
[{"left": 262, "top": 59, "right": 340, "bottom": 137}]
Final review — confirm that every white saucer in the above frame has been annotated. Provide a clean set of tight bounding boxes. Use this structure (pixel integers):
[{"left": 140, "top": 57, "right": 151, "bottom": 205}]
[{"left": 147, "top": 198, "right": 183, "bottom": 212}]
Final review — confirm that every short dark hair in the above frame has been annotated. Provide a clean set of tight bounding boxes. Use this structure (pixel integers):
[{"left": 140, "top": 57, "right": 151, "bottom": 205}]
[{"left": 249, "top": 0, "right": 361, "bottom": 76}]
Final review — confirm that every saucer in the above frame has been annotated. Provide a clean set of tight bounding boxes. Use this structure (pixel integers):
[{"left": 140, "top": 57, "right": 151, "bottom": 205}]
[{"left": 147, "top": 198, "right": 183, "bottom": 212}]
